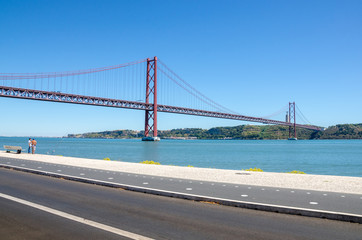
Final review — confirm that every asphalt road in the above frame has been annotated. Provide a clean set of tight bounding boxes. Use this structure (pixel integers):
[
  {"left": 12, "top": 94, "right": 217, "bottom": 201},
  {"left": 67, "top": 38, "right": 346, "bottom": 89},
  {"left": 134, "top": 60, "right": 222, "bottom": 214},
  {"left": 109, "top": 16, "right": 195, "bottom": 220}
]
[
  {"left": 1, "top": 157, "right": 362, "bottom": 223},
  {"left": 1, "top": 168, "right": 361, "bottom": 240}
]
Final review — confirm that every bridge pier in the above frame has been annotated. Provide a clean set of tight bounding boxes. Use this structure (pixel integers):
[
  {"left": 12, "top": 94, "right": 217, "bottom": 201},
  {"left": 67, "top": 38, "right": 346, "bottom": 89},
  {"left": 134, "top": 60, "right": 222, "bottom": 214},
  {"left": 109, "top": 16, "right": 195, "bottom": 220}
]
[
  {"left": 287, "top": 102, "right": 297, "bottom": 140},
  {"left": 142, "top": 57, "right": 160, "bottom": 141}
]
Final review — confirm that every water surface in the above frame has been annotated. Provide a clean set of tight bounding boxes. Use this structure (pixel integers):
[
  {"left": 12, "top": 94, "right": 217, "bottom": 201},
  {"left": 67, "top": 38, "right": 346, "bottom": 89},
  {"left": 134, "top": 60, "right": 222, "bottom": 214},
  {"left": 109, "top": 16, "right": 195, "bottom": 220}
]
[{"left": 1, "top": 137, "right": 361, "bottom": 177}]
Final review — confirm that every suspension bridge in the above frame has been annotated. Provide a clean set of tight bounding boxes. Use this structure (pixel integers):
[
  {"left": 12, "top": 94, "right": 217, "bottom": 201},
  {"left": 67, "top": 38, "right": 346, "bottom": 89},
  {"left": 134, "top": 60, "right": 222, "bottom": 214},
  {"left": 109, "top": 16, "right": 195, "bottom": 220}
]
[{"left": 0, "top": 57, "right": 323, "bottom": 140}]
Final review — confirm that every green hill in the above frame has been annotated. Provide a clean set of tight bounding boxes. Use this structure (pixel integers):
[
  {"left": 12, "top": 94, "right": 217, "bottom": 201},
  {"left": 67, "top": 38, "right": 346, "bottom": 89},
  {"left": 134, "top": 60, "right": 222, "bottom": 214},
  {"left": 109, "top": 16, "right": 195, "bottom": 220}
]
[{"left": 67, "top": 123, "right": 362, "bottom": 140}]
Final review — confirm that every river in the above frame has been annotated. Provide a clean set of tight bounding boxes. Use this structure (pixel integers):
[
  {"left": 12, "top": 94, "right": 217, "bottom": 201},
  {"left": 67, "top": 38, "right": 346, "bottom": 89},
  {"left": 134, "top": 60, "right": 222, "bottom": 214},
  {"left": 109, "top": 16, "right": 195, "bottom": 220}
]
[{"left": 1, "top": 137, "right": 361, "bottom": 177}]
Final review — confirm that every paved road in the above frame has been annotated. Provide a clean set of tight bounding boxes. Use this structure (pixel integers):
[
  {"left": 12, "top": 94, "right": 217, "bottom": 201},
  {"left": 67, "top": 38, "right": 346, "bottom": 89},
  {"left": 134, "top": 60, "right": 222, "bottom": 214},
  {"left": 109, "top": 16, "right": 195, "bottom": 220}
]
[
  {"left": 1, "top": 168, "right": 362, "bottom": 240},
  {"left": 1, "top": 156, "right": 362, "bottom": 223}
]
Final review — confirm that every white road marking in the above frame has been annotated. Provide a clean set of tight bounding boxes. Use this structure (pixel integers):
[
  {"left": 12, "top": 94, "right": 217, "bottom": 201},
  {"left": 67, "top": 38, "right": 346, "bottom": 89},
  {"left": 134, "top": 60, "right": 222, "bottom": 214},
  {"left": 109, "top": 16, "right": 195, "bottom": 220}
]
[
  {"left": 186, "top": 188, "right": 192, "bottom": 191},
  {"left": 241, "top": 195, "right": 248, "bottom": 197},
  {"left": 323, "top": 194, "right": 328, "bottom": 196},
  {"left": 307, "top": 192, "right": 311, "bottom": 195},
  {"left": 0, "top": 193, "right": 154, "bottom": 240},
  {"left": 80, "top": 173, "right": 85, "bottom": 176},
  {"left": 291, "top": 191, "right": 295, "bottom": 193},
  {"left": 108, "top": 178, "right": 113, "bottom": 180},
  {"left": 38, "top": 167, "right": 42, "bottom": 169},
  {"left": 309, "top": 202, "right": 318, "bottom": 205},
  {"left": 143, "top": 182, "right": 149, "bottom": 185}
]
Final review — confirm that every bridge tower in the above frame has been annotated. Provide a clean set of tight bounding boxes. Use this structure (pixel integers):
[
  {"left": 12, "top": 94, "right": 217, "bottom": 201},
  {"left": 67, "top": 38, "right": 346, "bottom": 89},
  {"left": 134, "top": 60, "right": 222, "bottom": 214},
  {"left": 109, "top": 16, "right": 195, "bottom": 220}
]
[
  {"left": 143, "top": 57, "right": 160, "bottom": 141},
  {"left": 288, "top": 102, "right": 297, "bottom": 140}
]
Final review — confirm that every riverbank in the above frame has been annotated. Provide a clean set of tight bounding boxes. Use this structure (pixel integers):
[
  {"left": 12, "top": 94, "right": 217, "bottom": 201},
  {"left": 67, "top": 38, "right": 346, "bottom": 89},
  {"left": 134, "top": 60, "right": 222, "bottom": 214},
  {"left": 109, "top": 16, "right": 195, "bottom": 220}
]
[{"left": 1, "top": 151, "right": 361, "bottom": 195}]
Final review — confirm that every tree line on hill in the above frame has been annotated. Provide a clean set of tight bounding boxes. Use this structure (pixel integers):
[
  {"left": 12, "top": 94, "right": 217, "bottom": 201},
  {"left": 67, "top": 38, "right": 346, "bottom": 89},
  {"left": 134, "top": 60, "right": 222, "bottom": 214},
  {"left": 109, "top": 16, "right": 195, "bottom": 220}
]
[{"left": 67, "top": 123, "right": 362, "bottom": 140}]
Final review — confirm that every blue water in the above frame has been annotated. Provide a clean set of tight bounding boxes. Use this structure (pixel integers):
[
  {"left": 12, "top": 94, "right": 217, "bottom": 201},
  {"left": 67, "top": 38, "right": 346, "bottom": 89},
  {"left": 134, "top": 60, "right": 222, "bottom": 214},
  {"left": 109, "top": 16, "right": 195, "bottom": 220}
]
[{"left": 1, "top": 137, "right": 361, "bottom": 177}]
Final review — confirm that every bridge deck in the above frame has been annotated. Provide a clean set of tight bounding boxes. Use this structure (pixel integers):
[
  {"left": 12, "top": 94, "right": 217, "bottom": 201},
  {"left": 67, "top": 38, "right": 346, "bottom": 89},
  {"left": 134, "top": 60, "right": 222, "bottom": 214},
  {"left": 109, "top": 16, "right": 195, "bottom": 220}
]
[{"left": 0, "top": 86, "right": 322, "bottom": 131}]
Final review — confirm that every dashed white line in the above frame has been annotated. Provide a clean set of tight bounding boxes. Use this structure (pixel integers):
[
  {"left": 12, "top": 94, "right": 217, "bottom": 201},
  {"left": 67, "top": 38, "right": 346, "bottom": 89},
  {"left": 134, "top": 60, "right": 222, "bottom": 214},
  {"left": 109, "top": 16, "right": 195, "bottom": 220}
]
[
  {"left": 241, "top": 195, "right": 248, "bottom": 198},
  {"left": 108, "top": 177, "right": 114, "bottom": 180},
  {"left": 0, "top": 193, "right": 153, "bottom": 240},
  {"left": 186, "top": 188, "right": 192, "bottom": 191},
  {"left": 309, "top": 202, "right": 319, "bottom": 205}
]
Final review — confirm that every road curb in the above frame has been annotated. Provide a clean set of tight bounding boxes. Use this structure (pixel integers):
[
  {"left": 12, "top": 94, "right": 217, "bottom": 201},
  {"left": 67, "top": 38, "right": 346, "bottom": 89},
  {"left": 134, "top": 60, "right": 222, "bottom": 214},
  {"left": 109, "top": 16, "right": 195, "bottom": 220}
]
[{"left": 1, "top": 164, "right": 361, "bottom": 224}]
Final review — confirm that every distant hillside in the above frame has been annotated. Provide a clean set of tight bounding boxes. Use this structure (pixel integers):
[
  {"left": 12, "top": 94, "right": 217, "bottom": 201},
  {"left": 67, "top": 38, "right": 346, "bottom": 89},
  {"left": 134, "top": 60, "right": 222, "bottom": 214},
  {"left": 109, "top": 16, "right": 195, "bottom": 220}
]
[{"left": 67, "top": 123, "right": 362, "bottom": 140}]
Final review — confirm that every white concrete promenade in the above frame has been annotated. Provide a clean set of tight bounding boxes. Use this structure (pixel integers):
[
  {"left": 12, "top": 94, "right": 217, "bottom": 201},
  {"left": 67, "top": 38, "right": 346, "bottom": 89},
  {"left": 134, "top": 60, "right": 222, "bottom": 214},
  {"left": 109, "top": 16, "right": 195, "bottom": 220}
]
[{"left": 1, "top": 151, "right": 361, "bottom": 195}]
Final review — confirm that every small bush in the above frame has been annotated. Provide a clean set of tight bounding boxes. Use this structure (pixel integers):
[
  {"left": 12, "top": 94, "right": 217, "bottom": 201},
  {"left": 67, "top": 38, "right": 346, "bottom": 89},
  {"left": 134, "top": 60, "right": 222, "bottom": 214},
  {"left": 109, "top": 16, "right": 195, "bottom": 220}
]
[
  {"left": 287, "top": 170, "right": 306, "bottom": 174},
  {"left": 187, "top": 165, "right": 194, "bottom": 167},
  {"left": 103, "top": 157, "right": 110, "bottom": 161},
  {"left": 140, "top": 160, "right": 161, "bottom": 165},
  {"left": 243, "top": 167, "right": 263, "bottom": 172}
]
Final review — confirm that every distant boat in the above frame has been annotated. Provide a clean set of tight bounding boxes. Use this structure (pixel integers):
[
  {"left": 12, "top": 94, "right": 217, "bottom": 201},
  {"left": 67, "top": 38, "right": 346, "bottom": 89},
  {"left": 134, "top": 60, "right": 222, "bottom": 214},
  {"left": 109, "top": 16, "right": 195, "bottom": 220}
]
[
  {"left": 142, "top": 136, "right": 161, "bottom": 141},
  {"left": 288, "top": 138, "right": 298, "bottom": 140}
]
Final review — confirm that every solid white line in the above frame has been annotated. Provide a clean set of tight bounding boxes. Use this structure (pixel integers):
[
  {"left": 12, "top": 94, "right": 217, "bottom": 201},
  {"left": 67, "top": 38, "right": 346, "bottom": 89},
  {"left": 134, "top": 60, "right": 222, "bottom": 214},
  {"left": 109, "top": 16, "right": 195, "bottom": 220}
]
[{"left": 0, "top": 193, "right": 154, "bottom": 240}]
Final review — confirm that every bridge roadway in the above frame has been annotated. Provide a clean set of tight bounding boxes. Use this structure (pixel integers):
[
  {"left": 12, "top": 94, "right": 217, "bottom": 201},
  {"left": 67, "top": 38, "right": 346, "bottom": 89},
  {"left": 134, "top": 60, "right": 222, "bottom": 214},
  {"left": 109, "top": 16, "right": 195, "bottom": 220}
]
[
  {"left": 1, "top": 154, "right": 361, "bottom": 225},
  {"left": 0, "top": 85, "right": 322, "bottom": 131}
]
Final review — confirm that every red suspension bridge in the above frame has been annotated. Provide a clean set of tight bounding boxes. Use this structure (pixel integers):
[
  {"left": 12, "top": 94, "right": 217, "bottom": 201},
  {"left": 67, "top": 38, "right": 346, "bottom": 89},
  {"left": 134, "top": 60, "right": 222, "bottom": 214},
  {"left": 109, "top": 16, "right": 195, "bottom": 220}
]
[{"left": 0, "top": 57, "right": 323, "bottom": 140}]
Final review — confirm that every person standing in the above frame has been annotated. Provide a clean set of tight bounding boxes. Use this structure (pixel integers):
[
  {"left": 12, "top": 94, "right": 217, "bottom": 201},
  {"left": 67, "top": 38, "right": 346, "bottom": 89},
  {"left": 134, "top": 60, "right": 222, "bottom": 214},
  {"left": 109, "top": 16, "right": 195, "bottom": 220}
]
[
  {"left": 28, "top": 138, "right": 32, "bottom": 154},
  {"left": 31, "top": 139, "right": 37, "bottom": 154}
]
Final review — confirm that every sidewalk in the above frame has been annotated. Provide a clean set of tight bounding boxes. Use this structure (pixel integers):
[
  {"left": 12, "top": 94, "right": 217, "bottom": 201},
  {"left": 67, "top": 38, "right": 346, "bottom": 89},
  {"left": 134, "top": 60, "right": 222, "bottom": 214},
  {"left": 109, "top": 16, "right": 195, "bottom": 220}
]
[
  {"left": 1, "top": 151, "right": 362, "bottom": 223},
  {"left": 1, "top": 151, "right": 361, "bottom": 194}
]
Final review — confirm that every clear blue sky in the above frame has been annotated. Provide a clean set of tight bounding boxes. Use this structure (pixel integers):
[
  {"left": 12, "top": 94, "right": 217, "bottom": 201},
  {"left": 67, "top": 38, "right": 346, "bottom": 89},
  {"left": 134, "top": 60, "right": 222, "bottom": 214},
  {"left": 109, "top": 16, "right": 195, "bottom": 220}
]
[{"left": 1, "top": 0, "right": 361, "bottom": 137}]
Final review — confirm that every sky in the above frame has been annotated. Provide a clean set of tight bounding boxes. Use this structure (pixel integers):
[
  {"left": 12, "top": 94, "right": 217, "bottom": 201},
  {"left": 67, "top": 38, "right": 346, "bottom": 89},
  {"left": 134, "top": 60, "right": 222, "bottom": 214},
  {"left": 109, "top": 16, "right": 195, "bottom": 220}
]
[{"left": 0, "top": 0, "right": 361, "bottom": 137}]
